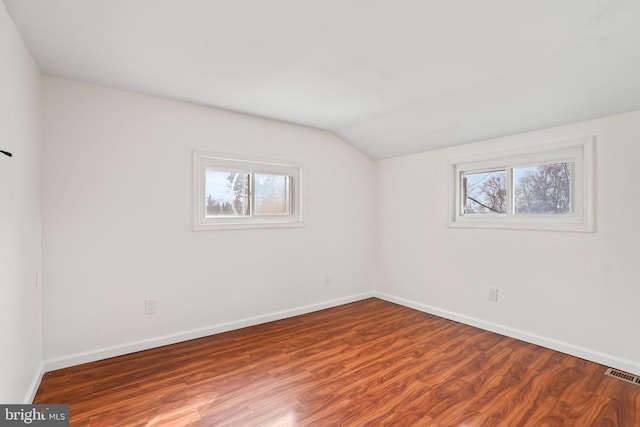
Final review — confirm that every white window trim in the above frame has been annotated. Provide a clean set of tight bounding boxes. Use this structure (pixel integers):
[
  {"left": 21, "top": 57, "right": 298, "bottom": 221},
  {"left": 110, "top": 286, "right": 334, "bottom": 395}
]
[
  {"left": 193, "top": 151, "right": 304, "bottom": 231},
  {"left": 448, "top": 136, "right": 594, "bottom": 232}
]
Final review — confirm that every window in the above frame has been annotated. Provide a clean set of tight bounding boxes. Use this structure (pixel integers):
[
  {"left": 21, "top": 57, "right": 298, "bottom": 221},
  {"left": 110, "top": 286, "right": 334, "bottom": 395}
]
[
  {"left": 449, "top": 136, "right": 594, "bottom": 232},
  {"left": 193, "top": 152, "right": 303, "bottom": 230}
]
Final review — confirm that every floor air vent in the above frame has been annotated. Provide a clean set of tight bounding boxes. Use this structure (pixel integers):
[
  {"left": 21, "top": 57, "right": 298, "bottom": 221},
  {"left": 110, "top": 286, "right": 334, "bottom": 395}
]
[{"left": 605, "top": 368, "right": 640, "bottom": 386}]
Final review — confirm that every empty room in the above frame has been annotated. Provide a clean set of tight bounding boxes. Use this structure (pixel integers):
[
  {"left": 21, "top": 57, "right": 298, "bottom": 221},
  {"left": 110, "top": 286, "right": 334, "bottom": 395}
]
[{"left": 2, "top": 0, "right": 639, "bottom": 425}]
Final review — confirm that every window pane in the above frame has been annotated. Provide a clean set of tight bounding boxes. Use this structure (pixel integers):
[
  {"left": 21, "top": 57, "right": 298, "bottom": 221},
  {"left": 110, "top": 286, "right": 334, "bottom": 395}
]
[
  {"left": 463, "top": 170, "right": 506, "bottom": 214},
  {"left": 514, "top": 162, "right": 571, "bottom": 214},
  {"left": 254, "top": 174, "right": 292, "bottom": 216},
  {"left": 205, "top": 170, "right": 249, "bottom": 217}
]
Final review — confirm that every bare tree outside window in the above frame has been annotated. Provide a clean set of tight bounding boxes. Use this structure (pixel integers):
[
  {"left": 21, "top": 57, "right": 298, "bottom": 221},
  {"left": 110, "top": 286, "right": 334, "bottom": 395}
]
[
  {"left": 254, "top": 174, "right": 292, "bottom": 215},
  {"left": 463, "top": 163, "right": 571, "bottom": 216},
  {"left": 205, "top": 170, "right": 294, "bottom": 217},
  {"left": 205, "top": 170, "right": 249, "bottom": 216},
  {"left": 195, "top": 153, "right": 303, "bottom": 230},
  {"left": 450, "top": 137, "right": 591, "bottom": 231},
  {"left": 514, "top": 163, "right": 571, "bottom": 214},
  {"left": 463, "top": 170, "right": 506, "bottom": 214}
]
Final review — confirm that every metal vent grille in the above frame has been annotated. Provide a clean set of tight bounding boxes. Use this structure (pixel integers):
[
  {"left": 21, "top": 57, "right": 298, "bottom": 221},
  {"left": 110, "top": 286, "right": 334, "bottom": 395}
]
[{"left": 605, "top": 368, "right": 640, "bottom": 386}]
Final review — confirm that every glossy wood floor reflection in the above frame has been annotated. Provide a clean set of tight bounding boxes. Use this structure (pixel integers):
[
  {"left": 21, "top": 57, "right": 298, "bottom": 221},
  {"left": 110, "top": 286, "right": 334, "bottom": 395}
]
[{"left": 35, "top": 298, "right": 639, "bottom": 426}]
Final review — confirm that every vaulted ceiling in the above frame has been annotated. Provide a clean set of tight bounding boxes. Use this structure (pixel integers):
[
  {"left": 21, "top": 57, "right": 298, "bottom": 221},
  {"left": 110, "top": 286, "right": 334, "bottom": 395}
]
[{"left": 4, "top": 0, "right": 640, "bottom": 159}]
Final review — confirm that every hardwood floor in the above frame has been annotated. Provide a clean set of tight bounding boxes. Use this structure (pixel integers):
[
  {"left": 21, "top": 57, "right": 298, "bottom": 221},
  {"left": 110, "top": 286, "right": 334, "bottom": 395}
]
[{"left": 35, "top": 298, "right": 639, "bottom": 426}]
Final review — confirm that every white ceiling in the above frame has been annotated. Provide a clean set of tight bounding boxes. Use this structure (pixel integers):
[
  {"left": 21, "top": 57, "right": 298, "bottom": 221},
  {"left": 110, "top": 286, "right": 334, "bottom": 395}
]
[{"left": 4, "top": 0, "right": 640, "bottom": 159}]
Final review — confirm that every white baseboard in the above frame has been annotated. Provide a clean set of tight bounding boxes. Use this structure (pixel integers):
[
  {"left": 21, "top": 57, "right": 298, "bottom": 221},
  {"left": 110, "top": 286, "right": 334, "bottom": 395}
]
[
  {"left": 374, "top": 291, "right": 640, "bottom": 377},
  {"left": 42, "top": 290, "right": 638, "bottom": 379},
  {"left": 23, "top": 361, "right": 44, "bottom": 403},
  {"left": 43, "top": 292, "right": 374, "bottom": 372}
]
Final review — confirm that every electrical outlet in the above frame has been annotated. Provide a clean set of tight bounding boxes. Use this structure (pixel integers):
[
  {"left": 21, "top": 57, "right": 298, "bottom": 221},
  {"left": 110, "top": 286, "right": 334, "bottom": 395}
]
[
  {"left": 145, "top": 298, "right": 158, "bottom": 314},
  {"left": 488, "top": 287, "right": 498, "bottom": 302}
]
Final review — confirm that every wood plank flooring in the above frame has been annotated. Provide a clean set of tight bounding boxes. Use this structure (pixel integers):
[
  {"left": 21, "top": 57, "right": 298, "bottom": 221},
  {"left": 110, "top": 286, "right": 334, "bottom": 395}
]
[{"left": 35, "top": 298, "right": 640, "bottom": 426}]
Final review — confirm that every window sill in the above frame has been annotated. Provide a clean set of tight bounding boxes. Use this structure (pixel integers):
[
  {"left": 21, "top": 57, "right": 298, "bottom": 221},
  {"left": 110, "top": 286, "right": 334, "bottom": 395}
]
[
  {"left": 193, "top": 221, "right": 306, "bottom": 231},
  {"left": 448, "top": 218, "right": 593, "bottom": 233}
]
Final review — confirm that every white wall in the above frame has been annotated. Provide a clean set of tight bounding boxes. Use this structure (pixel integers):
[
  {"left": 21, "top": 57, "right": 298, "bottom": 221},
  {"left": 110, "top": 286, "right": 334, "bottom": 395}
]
[
  {"left": 0, "top": 2, "right": 43, "bottom": 403},
  {"left": 34, "top": 51, "right": 640, "bottom": 378},
  {"left": 42, "top": 76, "right": 376, "bottom": 362},
  {"left": 375, "top": 111, "right": 640, "bottom": 375}
]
